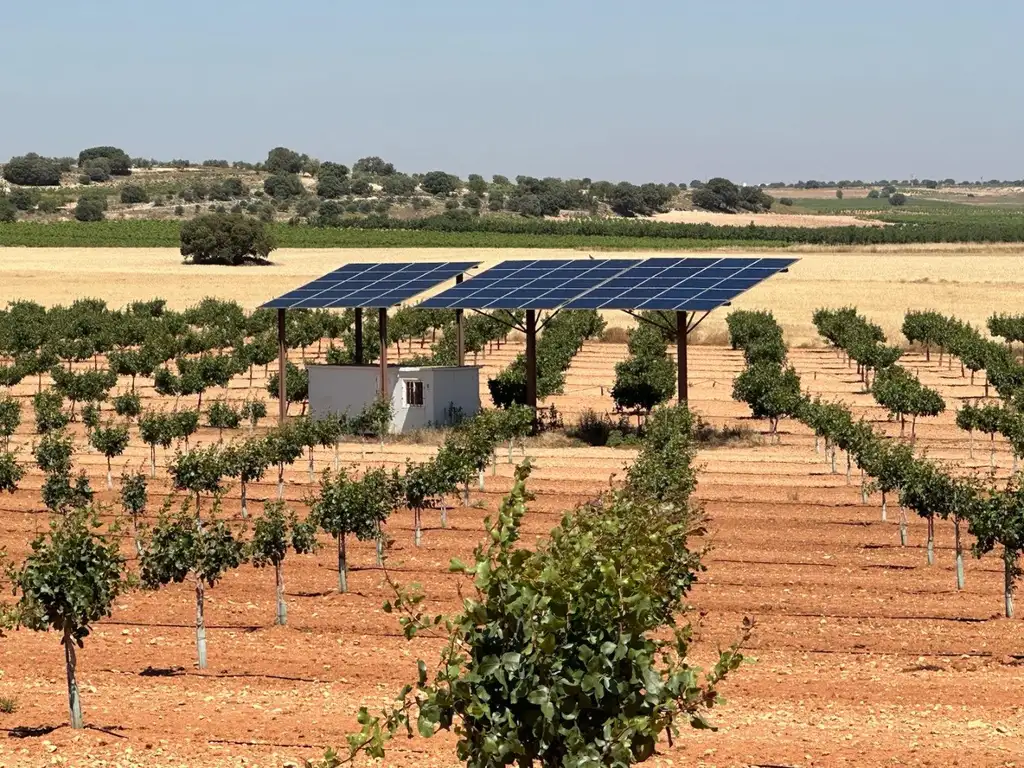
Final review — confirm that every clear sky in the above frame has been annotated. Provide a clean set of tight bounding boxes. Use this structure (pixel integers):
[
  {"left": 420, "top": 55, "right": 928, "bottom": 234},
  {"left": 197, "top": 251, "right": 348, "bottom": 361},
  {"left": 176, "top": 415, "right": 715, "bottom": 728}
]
[{"left": 3, "top": 0, "right": 1021, "bottom": 184}]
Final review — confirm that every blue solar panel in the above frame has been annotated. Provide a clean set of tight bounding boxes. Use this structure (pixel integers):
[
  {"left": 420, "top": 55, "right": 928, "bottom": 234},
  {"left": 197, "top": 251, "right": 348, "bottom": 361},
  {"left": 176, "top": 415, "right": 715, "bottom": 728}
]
[
  {"left": 419, "top": 256, "right": 796, "bottom": 312},
  {"left": 261, "top": 261, "right": 479, "bottom": 309}
]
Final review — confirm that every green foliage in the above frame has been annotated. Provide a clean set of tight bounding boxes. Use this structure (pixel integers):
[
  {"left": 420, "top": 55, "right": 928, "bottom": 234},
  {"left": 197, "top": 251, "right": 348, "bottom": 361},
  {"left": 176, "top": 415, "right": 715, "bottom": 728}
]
[
  {"left": 0, "top": 451, "right": 24, "bottom": 494},
  {"left": 120, "top": 470, "right": 148, "bottom": 523},
  {"left": 267, "top": 361, "right": 309, "bottom": 406},
  {"left": 206, "top": 398, "right": 242, "bottom": 437},
  {"left": 180, "top": 213, "right": 275, "bottom": 265},
  {"left": 3, "top": 154, "right": 62, "bottom": 186},
  {"left": 141, "top": 504, "right": 246, "bottom": 589},
  {"left": 871, "top": 366, "right": 946, "bottom": 434},
  {"left": 119, "top": 184, "right": 149, "bottom": 204},
  {"left": 338, "top": 410, "right": 747, "bottom": 767},
  {"left": 78, "top": 146, "right": 131, "bottom": 176},
  {"left": 112, "top": 390, "right": 142, "bottom": 419},
  {"left": 74, "top": 196, "right": 106, "bottom": 222},
  {"left": 732, "top": 362, "right": 803, "bottom": 435},
  {"left": 264, "top": 147, "right": 305, "bottom": 175},
  {"left": 34, "top": 428, "right": 74, "bottom": 474},
  {"left": 611, "top": 324, "right": 676, "bottom": 419},
  {"left": 168, "top": 444, "right": 227, "bottom": 502},
  {"left": 264, "top": 173, "right": 305, "bottom": 200},
  {"left": 11, "top": 506, "right": 124, "bottom": 642},
  {"left": 420, "top": 170, "right": 460, "bottom": 197},
  {"left": 0, "top": 396, "right": 20, "bottom": 449},
  {"left": 240, "top": 399, "right": 267, "bottom": 429},
  {"left": 250, "top": 501, "right": 318, "bottom": 567},
  {"left": 311, "top": 467, "right": 400, "bottom": 542},
  {"left": 89, "top": 422, "right": 130, "bottom": 463}
]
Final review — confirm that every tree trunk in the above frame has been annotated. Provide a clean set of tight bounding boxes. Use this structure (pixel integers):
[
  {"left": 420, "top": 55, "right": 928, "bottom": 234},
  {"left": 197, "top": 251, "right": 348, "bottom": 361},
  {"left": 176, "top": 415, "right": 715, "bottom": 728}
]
[
  {"left": 478, "top": 468, "right": 485, "bottom": 491},
  {"left": 275, "top": 561, "right": 287, "bottom": 626},
  {"left": 926, "top": 516, "right": 934, "bottom": 566},
  {"left": 440, "top": 500, "right": 448, "bottom": 529},
  {"left": 955, "top": 519, "right": 965, "bottom": 590},
  {"left": 898, "top": 507, "right": 908, "bottom": 547},
  {"left": 991, "top": 436, "right": 996, "bottom": 472},
  {"left": 1005, "top": 547, "right": 1016, "bottom": 619},
  {"left": 334, "top": 443, "right": 340, "bottom": 471},
  {"left": 845, "top": 453, "right": 851, "bottom": 485},
  {"left": 911, "top": 415, "right": 917, "bottom": 441},
  {"left": 63, "top": 628, "right": 83, "bottom": 729},
  {"left": 899, "top": 416, "right": 905, "bottom": 437},
  {"left": 240, "top": 481, "right": 248, "bottom": 519},
  {"left": 969, "top": 431, "right": 974, "bottom": 460},
  {"left": 414, "top": 508, "right": 422, "bottom": 547},
  {"left": 337, "top": 534, "right": 348, "bottom": 593},
  {"left": 814, "top": 434, "right": 820, "bottom": 455},
  {"left": 277, "top": 463, "right": 284, "bottom": 500},
  {"left": 925, "top": 344, "right": 930, "bottom": 362},
  {"left": 830, "top": 447, "right": 837, "bottom": 475},
  {"left": 508, "top": 439, "right": 514, "bottom": 464},
  {"left": 106, "top": 458, "right": 113, "bottom": 490},
  {"left": 150, "top": 444, "right": 157, "bottom": 478},
  {"left": 376, "top": 530, "right": 384, "bottom": 566},
  {"left": 196, "top": 579, "right": 207, "bottom": 670},
  {"left": 882, "top": 492, "right": 887, "bottom": 522},
  {"left": 308, "top": 449, "right": 314, "bottom": 483},
  {"left": 462, "top": 482, "right": 470, "bottom": 505}
]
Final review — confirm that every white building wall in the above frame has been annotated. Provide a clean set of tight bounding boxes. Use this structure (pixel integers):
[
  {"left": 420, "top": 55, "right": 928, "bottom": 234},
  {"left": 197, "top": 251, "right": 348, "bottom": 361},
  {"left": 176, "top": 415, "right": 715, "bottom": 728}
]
[{"left": 308, "top": 365, "right": 480, "bottom": 433}]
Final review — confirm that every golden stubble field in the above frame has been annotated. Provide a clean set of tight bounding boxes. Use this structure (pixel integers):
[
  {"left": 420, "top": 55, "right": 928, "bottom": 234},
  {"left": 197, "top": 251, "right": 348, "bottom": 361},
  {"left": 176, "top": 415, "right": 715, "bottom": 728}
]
[{"left": 1, "top": 244, "right": 1023, "bottom": 346}]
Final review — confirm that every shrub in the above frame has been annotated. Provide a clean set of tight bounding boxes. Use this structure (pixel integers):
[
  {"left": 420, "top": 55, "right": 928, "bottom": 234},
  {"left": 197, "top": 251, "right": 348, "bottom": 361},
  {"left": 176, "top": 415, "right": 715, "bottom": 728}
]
[
  {"left": 78, "top": 146, "right": 131, "bottom": 175},
  {"left": 867, "top": 189, "right": 881, "bottom": 199},
  {"left": 779, "top": 197, "right": 794, "bottom": 206},
  {"left": 174, "top": 205, "right": 184, "bottom": 216},
  {"left": 0, "top": 197, "right": 16, "bottom": 222},
  {"left": 420, "top": 170, "right": 460, "bottom": 197},
  {"left": 263, "top": 173, "right": 305, "bottom": 199},
  {"left": 180, "top": 213, "right": 276, "bottom": 265},
  {"left": 353, "top": 156, "right": 395, "bottom": 176},
  {"left": 889, "top": 192, "right": 908, "bottom": 206},
  {"left": 4, "top": 154, "right": 62, "bottom": 186},
  {"left": 83, "top": 158, "right": 112, "bottom": 182},
  {"left": 264, "top": 146, "right": 304, "bottom": 174},
  {"left": 611, "top": 324, "right": 676, "bottom": 422},
  {"left": 74, "top": 196, "right": 105, "bottom": 222},
  {"left": 119, "top": 184, "right": 149, "bottom": 204},
  {"left": 836, "top": 189, "right": 844, "bottom": 199},
  {"left": 10, "top": 187, "right": 41, "bottom": 210}
]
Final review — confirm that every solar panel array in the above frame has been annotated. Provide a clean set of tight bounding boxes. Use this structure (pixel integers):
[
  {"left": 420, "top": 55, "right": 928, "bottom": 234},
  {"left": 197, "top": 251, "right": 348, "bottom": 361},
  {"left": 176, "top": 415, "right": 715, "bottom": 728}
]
[
  {"left": 419, "top": 257, "right": 796, "bottom": 312},
  {"left": 261, "top": 261, "right": 479, "bottom": 309}
]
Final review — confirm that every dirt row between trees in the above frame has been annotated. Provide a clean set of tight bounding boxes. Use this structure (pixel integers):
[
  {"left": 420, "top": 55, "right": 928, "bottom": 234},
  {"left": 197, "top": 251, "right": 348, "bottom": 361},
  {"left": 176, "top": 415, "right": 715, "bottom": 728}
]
[{"left": 0, "top": 341, "right": 1021, "bottom": 766}]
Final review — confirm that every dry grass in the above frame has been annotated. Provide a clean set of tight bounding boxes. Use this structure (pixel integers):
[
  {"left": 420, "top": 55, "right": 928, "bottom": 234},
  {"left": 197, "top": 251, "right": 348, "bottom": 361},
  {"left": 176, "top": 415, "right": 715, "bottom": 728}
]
[
  {"left": 650, "top": 209, "right": 877, "bottom": 228},
  {"left": 2, "top": 245, "right": 1024, "bottom": 347}
]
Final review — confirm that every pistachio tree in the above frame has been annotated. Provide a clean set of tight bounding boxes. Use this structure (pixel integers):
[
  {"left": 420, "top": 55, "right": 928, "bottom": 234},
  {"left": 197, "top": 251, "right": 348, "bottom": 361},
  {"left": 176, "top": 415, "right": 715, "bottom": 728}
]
[
  {"left": 0, "top": 396, "right": 20, "bottom": 451},
  {"left": 263, "top": 423, "right": 304, "bottom": 500},
  {"left": 120, "top": 470, "right": 148, "bottom": 555},
  {"left": 0, "top": 451, "right": 24, "bottom": 494},
  {"left": 223, "top": 438, "right": 270, "bottom": 518},
  {"left": 311, "top": 467, "right": 400, "bottom": 593},
  {"left": 168, "top": 444, "right": 228, "bottom": 514},
  {"left": 89, "top": 422, "right": 130, "bottom": 489},
  {"left": 112, "top": 391, "right": 142, "bottom": 421},
  {"left": 33, "top": 390, "right": 69, "bottom": 434},
  {"left": 206, "top": 399, "right": 242, "bottom": 441},
  {"left": 249, "top": 501, "right": 318, "bottom": 625},
  {"left": 970, "top": 480, "right": 1024, "bottom": 618},
  {"left": 139, "top": 411, "right": 174, "bottom": 477},
  {"left": 140, "top": 501, "right": 246, "bottom": 668},
  {"left": 240, "top": 399, "right": 267, "bottom": 433},
  {"left": 731, "top": 362, "right": 803, "bottom": 442},
  {"left": 10, "top": 508, "right": 124, "bottom": 728}
]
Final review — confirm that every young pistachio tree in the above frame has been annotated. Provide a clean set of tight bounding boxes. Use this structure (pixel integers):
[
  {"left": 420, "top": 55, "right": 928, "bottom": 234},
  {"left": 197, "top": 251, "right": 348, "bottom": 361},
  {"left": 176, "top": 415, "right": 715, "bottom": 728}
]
[
  {"left": 0, "top": 451, "right": 24, "bottom": 495},
  {"left": 862, "top": 439, "right": 914, "bottom": 524},
  {"left": 963, "top": 403, "right": 1007, "bottom": 472},
  {"left": 970, "top": 480, "right": 1024, "bottom": 618},
  {"left": 171, "top": 409, "right": 200, "bottom": 450},
  {"left": 140, "top": 501, "right": 246, "bottom": 669},
  {"left": 898, "top": 459, "right": 944, "bottom": 565},
  {"left": 267, "top": 362, "right": 309, "bottom": 417},
  {"left": 139, "top": 411, "right": 174, "bottom": 477},
  {"left": 403, "top": 460, "right": 447, "bottom": 546},
  {"left": 311, "top": 467, "right": 400, "bottom": 593},
  {"left": 240, "top": 399, "right": 267, "bottom": 433},
  {"left": 0, "top": 395, "right": 20, "bottom": 451},
  {"left": 33, "top": 390, "right": 69, "bottom": 434},
  {"left": 112, "top": 390, "right": 142, "bottom": 422},
  {"left": 223, "top": 437, "right": 270, "bottom": 518},
  {"left": 168, "top": 444, "right": 228, "bottom": 515},
  {"left": 242, "top": 333, "right": 277, "bottom": 389},
  {"left": 249, "top": 500, "right": 318, "bottom": 625},
  {"left": 263, "top": 423, "right": 304, "bottom": 501},
  {"left": 34, "top": 428, "right": 94, "bottom": 514},
  {"left": 933, "top": 470, "right": 983, "bottom": 591},
  {"left": 731, "top": 362, "right": 803, "bottom": 443},
  {"left": 89, "top": 421, "right": 130, "bottom": 489},
  {"left": 120, "top": 470, "right": 148, "bottom": 555},
  {"left": 206, "top": 399, "right": 242, "bottom": 442},
  {"left": 10, "top": 507, "right": 124, "bottom": 728},
  {"left": 871, "top": 366, "right": 945, "bottom": 439}
]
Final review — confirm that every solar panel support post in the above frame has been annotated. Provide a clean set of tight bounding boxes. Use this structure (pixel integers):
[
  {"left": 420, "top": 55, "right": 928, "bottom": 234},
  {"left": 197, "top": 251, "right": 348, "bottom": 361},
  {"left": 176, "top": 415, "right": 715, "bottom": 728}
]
[
  {"left": 354, "top": 309, "right": 363, "bottom": 365},
  {"left": 526, "top": 309, "right": 538, "bottom": 417},
  {"left": 277, "top": 309, "right": 288, "bottom": 424},
  {"left": 676, "top": 310, "right": 688, "bottom": 404},
  {"left": 378, "top": 308, "right": 389, "bottom": 402},
  {"left": 455, "top": 274, "right": 465, "bottom": 366}
]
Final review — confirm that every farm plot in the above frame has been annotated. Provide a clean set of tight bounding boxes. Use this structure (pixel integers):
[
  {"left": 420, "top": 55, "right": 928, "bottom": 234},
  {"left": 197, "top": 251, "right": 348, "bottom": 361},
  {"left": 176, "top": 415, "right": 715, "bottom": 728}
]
[{"left": 0, "top": 336, "right": 1021, "bottom": 768}]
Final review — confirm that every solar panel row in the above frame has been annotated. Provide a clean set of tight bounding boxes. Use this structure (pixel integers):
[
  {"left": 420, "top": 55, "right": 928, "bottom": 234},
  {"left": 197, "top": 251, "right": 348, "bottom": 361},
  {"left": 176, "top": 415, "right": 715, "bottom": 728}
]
[
  {"left": 261, "top": 262, "right": 479, "bottom": 309},
  {"left": 419, "top": 256, "right": 796, "bottom": 312}
]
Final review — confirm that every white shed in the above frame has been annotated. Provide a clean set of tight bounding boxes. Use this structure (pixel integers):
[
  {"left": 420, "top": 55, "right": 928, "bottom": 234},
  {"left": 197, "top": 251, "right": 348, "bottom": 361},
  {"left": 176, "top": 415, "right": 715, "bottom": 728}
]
[{"left": 307, "top": 364, "right": 481, "bottom": 433}]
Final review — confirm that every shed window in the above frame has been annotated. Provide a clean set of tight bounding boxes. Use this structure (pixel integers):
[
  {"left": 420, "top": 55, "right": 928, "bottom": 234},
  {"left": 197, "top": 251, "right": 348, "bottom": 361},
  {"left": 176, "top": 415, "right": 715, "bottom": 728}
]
[{"left": 404, "top": 380, "right": 424, "bottom": 407}]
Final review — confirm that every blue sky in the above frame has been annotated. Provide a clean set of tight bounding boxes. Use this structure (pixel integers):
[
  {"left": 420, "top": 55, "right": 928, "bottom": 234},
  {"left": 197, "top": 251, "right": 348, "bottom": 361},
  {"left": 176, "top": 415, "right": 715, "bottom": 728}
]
[{"left": 3, "top": 1, "right": 1021, "bottom": 183}]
